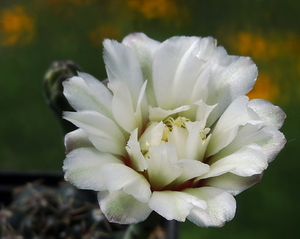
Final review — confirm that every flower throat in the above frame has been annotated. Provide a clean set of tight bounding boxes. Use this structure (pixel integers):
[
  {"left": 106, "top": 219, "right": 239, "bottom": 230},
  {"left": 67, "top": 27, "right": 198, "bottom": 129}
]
[{"left": 162, "top": 116, "right": 190, "bottom": 142}]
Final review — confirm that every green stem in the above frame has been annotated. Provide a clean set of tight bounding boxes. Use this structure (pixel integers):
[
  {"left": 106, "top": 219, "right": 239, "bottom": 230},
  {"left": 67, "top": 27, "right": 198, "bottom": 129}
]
[{"left": 122, "top": 213, "right": 162, "bottom": 239}]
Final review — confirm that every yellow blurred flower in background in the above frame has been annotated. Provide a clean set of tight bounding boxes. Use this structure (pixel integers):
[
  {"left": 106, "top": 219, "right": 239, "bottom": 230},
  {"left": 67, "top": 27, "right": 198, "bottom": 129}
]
[
  {"left": 233, "top": 32, "right": 278, "bottom": 61},
  {"left": 0, "top": 5, "right": 35, "bottom": 46},
  {"left": 126, "top": 0, "right": 185, "bottom": 23},
  {"left": 222, "top": 30, "right": 300, "bottom": 103},
  {"left": 247, "top": 73, "right": 279, "bottom": 103},
  {"left": 227, "top": 31, "right": 300, "bottom": 61},
  {"left": 47, "top": 0, "right": 93, "bottom": 5}
]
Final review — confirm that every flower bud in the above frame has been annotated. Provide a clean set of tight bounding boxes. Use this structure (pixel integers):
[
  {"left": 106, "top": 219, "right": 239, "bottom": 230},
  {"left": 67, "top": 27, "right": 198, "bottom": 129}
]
[{"left": 43, "top": 60, "right": 81, "bottom": 134}]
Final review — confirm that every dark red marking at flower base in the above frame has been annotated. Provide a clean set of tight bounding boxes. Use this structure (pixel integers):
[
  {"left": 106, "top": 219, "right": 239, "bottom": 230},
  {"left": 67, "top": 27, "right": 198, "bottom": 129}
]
[
  {"left": 177, "top": 179, "right": 194, "bottom": 191},
  {"left": 202, "top": 156, "right": 211, "bottom": 165},
  {"left": 123, "top": 156, "right": 131, "bottom": 168},
  {"left": 192, "top": 179, "right": 207, "bottom": 188}
]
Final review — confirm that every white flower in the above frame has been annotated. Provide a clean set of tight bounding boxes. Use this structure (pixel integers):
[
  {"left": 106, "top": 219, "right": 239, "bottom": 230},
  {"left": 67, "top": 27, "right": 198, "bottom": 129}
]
[{"left": 62, "top": 33, "right": 286, "bottom": 227}]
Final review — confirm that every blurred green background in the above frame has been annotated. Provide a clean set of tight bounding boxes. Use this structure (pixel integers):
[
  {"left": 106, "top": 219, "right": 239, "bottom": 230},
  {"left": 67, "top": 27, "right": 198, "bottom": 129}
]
[{"left": 0, "top": 0, "right": 299, "bottom": 238}]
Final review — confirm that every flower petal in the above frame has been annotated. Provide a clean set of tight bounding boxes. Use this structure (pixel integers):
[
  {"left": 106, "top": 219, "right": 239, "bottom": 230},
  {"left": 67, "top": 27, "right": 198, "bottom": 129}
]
[
  {"left": 203, "top": 144, "right": 267, "bottom": 178},
  {"left": 149, "top": 105, "right": 190, "bottom": 122},
  {"left": 189, "top": 38, "right": 218, "bottom": 103},
  {"left": 63, "top": 75, "right": 113, "bottom": 118},
  {"left": 248, "top": 99, "right": 286, "bottom": 129},
  {"left": 206, "top": 96, "right": 263, "bottom": 157},
  {"left": 185, "top": 121, "right": 211, "bottom": 161},
  {"left": 138, "top": 121, "right": 165, "bottom": 150},
  {"left": 205, "top": 173, "right": 262, "bottom": 196},
  {"left": 171, "top": 159, "right": 210, "bottom": 186},
  {"left": 147, "top": 143, "right": 182, "bottom": 190},
  {"left": 64, "top": 129, "right": 93, "bottom": 153},
  {"left": 63, "top": 147, "right": 122, "bottom": 191},
  {"left": 98, "top": 190, "right": 152, "bottom": 224},
  {"left": 103, "top": 38, "right": 145, "bottom": 108},
  {"left": 122, "top": 32, "right": 160, "bottom": 106},
  {"left": 101, "top": 163, "right": 151, "bottom": 203},
  {"left": 152, "top": 36, "right": 205, "bottom": 109},
  {"left": 64, "top": 111, "right": 126, "bottom": 155},
  {"left": 109, "top": 79, "right": 148, "bottom": 133},
  {"left": 185, "top": 187, "right": 236, "bottom": 227},
  {"left": 122, "top": 32, "right": 159, "bottom": 74},
  {"left": 148, "top": 191, "right": 207, "bottom": 221},
  {"left": 205, "top": 48, "right": 258, "bottom": 126},
  {"left": 258, "top": 126, "right": 286, "bottom": 163},
  {"left": 213, "top": 123, "right": 268, "bottom": 160},
  {"left": 168, "top": 126, "right": 188, "bottom": 159},
  {"left": 214, "top": 124, "right": 286, "bottom": 163},
  {"left": 126, "top": 128, "right": 148, "bottom": 171},
  {"left": 195, "top": 100, "right": 217, "bottom": 124},
  {"left": 133, "top": 80, "right": 149, "bottom": 128},
  {"left": 180, "top": 99, "right": 216, "bottom": 125}
]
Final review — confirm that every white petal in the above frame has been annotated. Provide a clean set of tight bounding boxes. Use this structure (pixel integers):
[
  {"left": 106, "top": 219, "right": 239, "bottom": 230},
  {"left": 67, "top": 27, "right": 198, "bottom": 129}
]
[
  {"left": 133, "top": 80, "right": 148, "bottom": 129},
  {"left": 64, "top": 111, "right": 126, "bottom": 155},
  {"left": 214, "top": 124, "right": 286, "bottom": 163},
  {"left": 214, "top": 123, "right": 268, "bottom": 160},
  {"left": 190, "top": 68, "right": 211, "bottom": 104},
  {"left": 77, "top": 72, "right": 113, "bottom": 107},
  {"left": 63, "top": 147, "right": 122, "bottom": 191},
  {"left": 64, "top": 129, "right": 93, "bottom": 153},
  {"left": 149, "top": 105, "right": 190, "bottom": 122},
  {"left": 126, "top": 128, "right": 148, "bottom": 171},
  {"left": 148, "top": 191, "right": 207, "bottom": 221},
  {"left": 185, "top": 121, "right": 211, "bottom": 161},
  {"left": 152, "top": 36, "right": 205, "bottom": 109},
  {"left": 88, "top": 135, "right": 127, "bottom": 158},
  {"left": 203, "top": 144, "right": 267, "bottom": 178},
  {"left": 258, "top": 127, "right": 286, "bottom": 163},
  {"left": 122, "top": 33, "right": 160, "bottom": 106},
  {"left": 185, "top": 187, "right": 236, "bottom": 227},
  {"left": 189, "top": 40, "right": 222, "bottom": 104},
  {"left": 103, "top": 39, "right": 145, "bottom": 108},
  {"left": 205, "top": 173, "right": 262, "bottom": 196},
  {"left": 63, "top": 76, "right": 113, "bottom": 118},
  {"left": 168, "top": 126, "right": 188, "bottom": 159},
  {"left": 248, "top": 99, "right": 286, "bottom": 129},
  {"left": 109, "top": 81, "right": 138, "bottom": 133},
  {"left": 206, "top": 96, "right": 263, "bottom": 157},
  {"left": 139, "top": 121, "right": 165, "bottom": 150},
  {"left": 147, "top": 143, "right": 182, "bottom": 190},
  {"left": 64, "top": 111, "right": 125, "bottom": 141},
  {"left": 205, "top": 49, "right": 258, "bottom": 126},
  {"left": 98, "top": 190, "right": 152, "bottom": 224},
  {"left": 122, "top": 33, "right": 160, "bottom": 69},
  {"left": 195, "top": 100, "right": 217, "bottom": 124},
  {"left": 194, "top": 37, "right": 217, "bottom": 60},
  {"left": 180, "top": 100, "right": 216, "bottom": 124},
  {"left": 101, "top": 163, "right": 151, "bottom": 203},
  {"left": 171, "top": 159, "right": 210, "bottom": 186}
]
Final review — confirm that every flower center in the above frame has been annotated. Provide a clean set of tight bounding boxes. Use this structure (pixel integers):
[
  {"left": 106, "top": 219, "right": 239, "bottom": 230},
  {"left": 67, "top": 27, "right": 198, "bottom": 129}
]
[
  {"left": 162, "top": 116, "right": 190, "bottom": 141},
  {"left": 134, "top": 114, "right": 213, "bottom": 191}
]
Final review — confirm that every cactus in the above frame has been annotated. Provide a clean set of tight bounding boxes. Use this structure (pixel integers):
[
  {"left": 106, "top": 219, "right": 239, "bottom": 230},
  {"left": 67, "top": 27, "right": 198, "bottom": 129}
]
[{"left": 1, "top": 181, "right": 127, "bottom": 239}]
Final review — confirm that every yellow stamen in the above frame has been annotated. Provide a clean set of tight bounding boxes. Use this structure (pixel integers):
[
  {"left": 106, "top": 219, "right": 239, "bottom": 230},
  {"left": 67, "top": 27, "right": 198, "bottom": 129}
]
[
  {"left": 162, "top": 116, "right": 190, "bottom": 141},
  {"left": 162, "top": 127, "right": 170, "bottom": 142}
]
